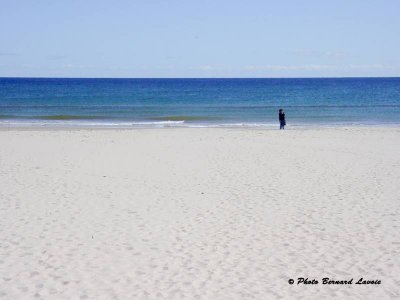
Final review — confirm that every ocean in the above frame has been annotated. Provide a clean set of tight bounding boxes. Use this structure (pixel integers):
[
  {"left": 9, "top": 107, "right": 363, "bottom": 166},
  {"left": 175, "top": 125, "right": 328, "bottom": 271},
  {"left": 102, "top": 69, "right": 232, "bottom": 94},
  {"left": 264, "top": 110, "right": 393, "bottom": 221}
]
[{"left": 1, "top": 77, "right": 399, "bottom": 128}]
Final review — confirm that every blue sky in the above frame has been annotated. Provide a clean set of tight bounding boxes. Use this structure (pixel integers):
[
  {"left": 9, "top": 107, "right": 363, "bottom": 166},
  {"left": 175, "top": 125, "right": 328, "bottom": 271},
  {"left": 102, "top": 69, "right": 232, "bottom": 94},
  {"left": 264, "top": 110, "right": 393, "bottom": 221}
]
[{"left": 1, "top": 0, "right": 399, "bottom": 77}]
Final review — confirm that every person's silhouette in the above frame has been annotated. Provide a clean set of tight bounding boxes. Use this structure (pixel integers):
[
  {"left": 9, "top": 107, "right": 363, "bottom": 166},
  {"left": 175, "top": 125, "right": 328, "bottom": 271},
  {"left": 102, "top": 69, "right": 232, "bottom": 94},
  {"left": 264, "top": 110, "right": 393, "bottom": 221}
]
[{"left": 279, "top": 109, "right": 286, "bottom": 130}]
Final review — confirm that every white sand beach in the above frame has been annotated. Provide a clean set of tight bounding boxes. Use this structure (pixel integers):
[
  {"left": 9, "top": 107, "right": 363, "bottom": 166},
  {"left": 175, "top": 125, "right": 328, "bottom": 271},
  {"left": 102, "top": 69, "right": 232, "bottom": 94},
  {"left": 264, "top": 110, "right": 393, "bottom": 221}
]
[{"left": 0, "top": 127, "right": 399, "bottom": 299}]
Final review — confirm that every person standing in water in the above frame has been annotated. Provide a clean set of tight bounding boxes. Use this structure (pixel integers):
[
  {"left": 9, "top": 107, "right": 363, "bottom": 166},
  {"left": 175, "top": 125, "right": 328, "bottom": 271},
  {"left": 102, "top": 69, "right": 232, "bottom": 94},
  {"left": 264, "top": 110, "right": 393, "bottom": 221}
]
[{"left": 279, "top": 109, "right": 286, "bottom": 130}]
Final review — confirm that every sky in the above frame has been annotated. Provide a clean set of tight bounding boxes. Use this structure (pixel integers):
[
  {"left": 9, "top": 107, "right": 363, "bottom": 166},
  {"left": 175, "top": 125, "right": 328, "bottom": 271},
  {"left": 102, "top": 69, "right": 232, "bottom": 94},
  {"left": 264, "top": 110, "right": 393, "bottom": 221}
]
[{"left": 0, "top": 0, "right": 399, "bottom": 78}]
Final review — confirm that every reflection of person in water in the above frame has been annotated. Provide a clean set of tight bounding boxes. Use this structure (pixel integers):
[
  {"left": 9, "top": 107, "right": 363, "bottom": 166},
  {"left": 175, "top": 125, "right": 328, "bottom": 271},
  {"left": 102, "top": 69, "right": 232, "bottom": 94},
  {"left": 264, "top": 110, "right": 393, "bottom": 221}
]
[{"left": 279, "top": 109, "right": 286, "bottom": 130}]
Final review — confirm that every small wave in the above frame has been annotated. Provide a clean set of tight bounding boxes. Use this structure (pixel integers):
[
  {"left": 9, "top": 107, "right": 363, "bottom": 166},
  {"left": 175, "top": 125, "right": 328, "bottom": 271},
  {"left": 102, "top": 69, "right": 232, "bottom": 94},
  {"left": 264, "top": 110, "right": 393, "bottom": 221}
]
[
  {"left": 0, "top": 115, "right": 16, "bottom": 119},
  {"left": 0, "top": 114, "right": 110, "bottom": 120},
  {"left": 131, "top": 120, "right": 185, "bottom": 125},
  {"left": 36, "top": 115, "right": 106, "bottom": 120},
  {"left": 0, "top": 119, "right": 185, "bottom": 128},
  {"left": 150, "top": 116, "right": 221, "bottom": 122}
]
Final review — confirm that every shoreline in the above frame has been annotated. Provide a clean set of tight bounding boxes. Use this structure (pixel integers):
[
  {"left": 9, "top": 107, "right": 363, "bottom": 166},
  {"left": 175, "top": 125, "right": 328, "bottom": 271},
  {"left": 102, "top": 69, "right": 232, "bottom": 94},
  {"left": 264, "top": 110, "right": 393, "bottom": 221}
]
[{"left": 1, "top": 123, "right": 400, "bottom": 131}]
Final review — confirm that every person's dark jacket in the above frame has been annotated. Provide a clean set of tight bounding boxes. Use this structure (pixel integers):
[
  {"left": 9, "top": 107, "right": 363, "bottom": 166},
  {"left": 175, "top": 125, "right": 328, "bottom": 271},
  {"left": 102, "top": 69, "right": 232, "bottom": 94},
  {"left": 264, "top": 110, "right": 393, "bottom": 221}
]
[{"left": 279, "top": 112, "right": 285, "bottom": 121}]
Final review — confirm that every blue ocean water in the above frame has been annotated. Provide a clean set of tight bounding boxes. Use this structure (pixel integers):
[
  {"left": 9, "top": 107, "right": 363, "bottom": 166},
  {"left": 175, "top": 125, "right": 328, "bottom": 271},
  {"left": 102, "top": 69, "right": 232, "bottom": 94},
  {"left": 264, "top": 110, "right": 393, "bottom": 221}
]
[{"left": 0, "top": 77, "right": 399, "bottom": 127}]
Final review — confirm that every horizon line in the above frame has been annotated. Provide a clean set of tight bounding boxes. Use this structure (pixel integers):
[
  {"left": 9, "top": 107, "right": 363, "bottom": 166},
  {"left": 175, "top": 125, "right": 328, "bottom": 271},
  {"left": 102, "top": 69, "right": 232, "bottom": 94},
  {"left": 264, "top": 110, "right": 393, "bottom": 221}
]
[{"left": 1, "top": 76, "right": 400, "bottom": 80}]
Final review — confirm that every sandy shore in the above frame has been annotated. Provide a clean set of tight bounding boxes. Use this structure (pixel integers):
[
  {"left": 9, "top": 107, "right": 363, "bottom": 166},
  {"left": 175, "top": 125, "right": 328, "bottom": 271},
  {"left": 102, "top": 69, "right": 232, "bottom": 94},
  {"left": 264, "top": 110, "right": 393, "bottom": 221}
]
[{"left": 0, "top": 127, "right": 399, "bottom": 299}]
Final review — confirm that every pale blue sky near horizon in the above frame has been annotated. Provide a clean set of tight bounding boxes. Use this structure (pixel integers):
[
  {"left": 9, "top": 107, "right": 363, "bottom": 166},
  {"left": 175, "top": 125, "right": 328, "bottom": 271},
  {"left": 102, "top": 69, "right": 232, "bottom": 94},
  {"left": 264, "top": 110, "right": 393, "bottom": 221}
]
[{"left": 0, "top": 0, "right": 399, "bottom": 78}]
